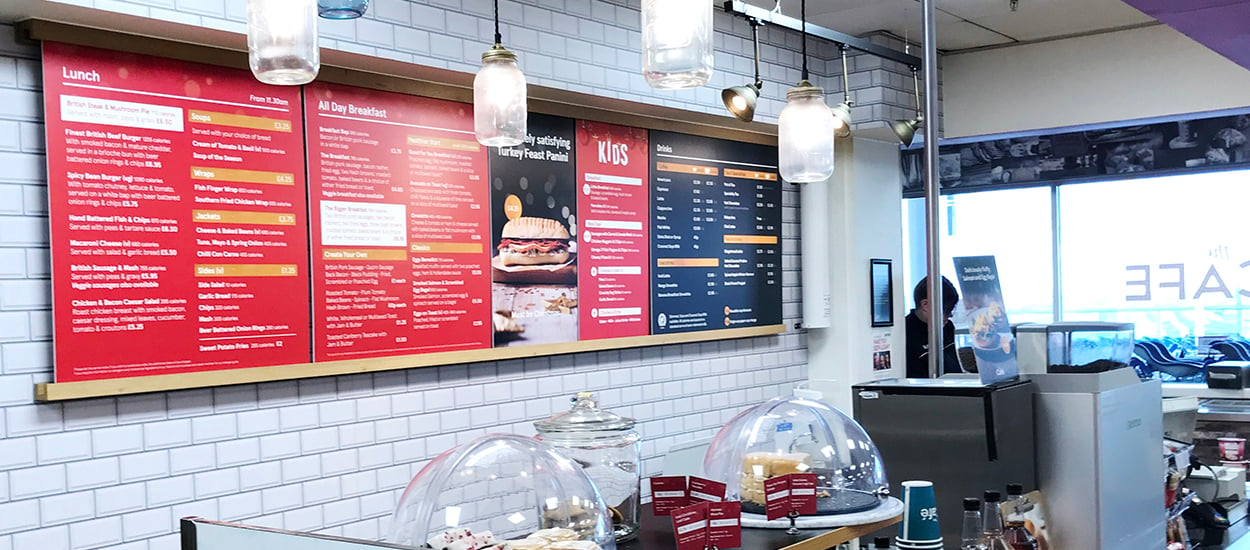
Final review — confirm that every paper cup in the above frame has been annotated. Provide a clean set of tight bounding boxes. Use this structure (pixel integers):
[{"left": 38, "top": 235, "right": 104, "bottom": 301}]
[
  {"left": 899, "top": 480, "right": 941, "bottom": 543},
  {"left": 896, "top": 540, "right": 944, "bottom": 549},
  {"left": 1219, "top": 437, "right": 1246, "bottom": 461}
]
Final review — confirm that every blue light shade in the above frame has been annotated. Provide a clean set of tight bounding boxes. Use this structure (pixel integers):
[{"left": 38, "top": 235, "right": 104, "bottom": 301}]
[{"left": 317, "top": 0, "right": 367, "bottom": 19}]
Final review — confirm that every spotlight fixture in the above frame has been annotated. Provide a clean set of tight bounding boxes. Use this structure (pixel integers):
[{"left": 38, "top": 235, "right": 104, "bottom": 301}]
[
  {"left": 830, "top": 44, "right": 853, "bottom": 138},
  {"left": 474, "top": 0, "right": 528, "bottom": 147},
  {"left": 892, "top": 67, "right": 924, "bottom": 147},
  {"left": 246, "top": 0, "right": 320, "bottom": 85},
  {"left": 722, "top": 18, "right": 763, "bottom": 122},
  {"left": 641, "top": 0, "right": 714, "bottom": 89},
  {"left": 778, "top": 0, "right": 836, "bottom": 183}
]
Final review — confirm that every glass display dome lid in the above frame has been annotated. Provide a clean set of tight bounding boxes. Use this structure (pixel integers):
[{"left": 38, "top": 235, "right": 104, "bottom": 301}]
[
  {"left": 390, "top": 434, "right": 617, "bottom": 550},
  {"left": 704, "top": 394, "right": 889, "bottom": 516},
  {"left": 535, "top": 392, "right": 636, "bottom": 433}
]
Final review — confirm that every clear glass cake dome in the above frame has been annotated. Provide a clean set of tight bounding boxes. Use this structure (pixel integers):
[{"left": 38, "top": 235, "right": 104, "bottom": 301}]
[
  {"left": 390, "top": 434, "right": 617, "bottom": 549},
  {"left": 704, "top": 394, "right": 889, "bottom": 517}
]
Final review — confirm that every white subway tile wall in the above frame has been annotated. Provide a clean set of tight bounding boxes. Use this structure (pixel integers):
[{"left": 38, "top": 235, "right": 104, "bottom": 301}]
[{"left": 0, "top": 0, "right": 863, "bottom": 544}]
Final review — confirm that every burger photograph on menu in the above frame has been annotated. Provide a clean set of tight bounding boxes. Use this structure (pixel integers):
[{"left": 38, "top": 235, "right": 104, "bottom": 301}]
[{"left": 498, "top": 217, "right": 572, "bottom": 267}]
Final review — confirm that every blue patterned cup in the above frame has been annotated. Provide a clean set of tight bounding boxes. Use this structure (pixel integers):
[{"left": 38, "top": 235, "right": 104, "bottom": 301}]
[{"left": 898, "top": 480, "right": 942, "bottom": 543}]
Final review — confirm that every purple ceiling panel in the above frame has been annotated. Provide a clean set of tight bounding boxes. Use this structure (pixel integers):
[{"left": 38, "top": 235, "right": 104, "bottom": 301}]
[
  {"left": 1127, "top": 0, "right": 1247, "bottom": 16},
  {"left": 1121, "top": 0, "right": 1250, "bottom": 70}
]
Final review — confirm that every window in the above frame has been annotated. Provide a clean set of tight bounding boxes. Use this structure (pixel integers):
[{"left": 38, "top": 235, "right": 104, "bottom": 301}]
[
  {"left": 1058, "top": 170, "right": 1250, "bottom": 340},
  {"left": 903, "top": 187, "right": 1055, "bottom": 326}
]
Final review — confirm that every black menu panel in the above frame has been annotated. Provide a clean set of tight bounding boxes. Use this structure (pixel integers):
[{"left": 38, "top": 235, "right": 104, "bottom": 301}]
[{"left": 649, "top": 131, "right": 783, "bottom": 334}]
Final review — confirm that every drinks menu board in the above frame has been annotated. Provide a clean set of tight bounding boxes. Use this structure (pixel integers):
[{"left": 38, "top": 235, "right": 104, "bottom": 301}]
[
  {"left": 44, "top": 43, "right": 310, "bottom": 382},
  {"left": 306, "top": 83, "right": 492, "bottom": 361},
  {"left": 576, "top": 121, "right": 651, "bottom": 340},
  {"left": 649, "top": 131, "right": 783, "bottom": 334}
]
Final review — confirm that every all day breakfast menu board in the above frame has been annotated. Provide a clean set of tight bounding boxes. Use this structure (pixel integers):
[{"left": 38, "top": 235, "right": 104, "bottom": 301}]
[
  {"left": 44, "top": 43, "right": 782, "bottom": 384},
  {"left": 44, "top": 42, "right": 311, "bottom": 382},
  {"left": 306, "top": 82, "right": 492, "bottom": 361}
]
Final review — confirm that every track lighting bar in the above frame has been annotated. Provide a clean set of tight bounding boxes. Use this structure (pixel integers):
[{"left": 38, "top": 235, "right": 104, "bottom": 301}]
[{"left": 722, "top": 0, "right": 922, "bottom": 69}]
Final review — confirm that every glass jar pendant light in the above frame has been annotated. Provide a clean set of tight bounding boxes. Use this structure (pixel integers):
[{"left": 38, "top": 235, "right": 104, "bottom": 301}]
[
  {"left": 474, "top": 0, "right": 527, "bottom": 147},
  {"left": 318, "top": 0, "right": 367, "bottom": 19},
  {"left": 778, "top": 0, "right": 835, "bottom": 183},
  {"left": 641, "top": 0, "right": 714, "bottom": 89},
  {"left": 247, "top": 0, "right": 320, "bottom": 85}
]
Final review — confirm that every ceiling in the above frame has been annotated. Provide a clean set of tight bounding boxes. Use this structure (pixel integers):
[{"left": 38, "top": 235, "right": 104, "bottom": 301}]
[{"left": 744, "top": 0, "right": 1160, "bottom": 52}]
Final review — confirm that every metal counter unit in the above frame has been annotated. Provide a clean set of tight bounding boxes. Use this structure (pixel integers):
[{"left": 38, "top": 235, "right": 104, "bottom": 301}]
[
  {"left": 851, "top": 377, "right": 1037, "bottom": 544},
  {"left": 1031, "top": 370, "right": 1165, "bottom": 550},
  {"left": 1199, "top": 399, "right": 1250, "bottom": 423}
]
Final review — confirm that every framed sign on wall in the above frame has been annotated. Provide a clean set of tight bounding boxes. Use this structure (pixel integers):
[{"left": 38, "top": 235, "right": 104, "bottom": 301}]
[{"left": 870, "top": 259, "right": 893, "bottom": 327}]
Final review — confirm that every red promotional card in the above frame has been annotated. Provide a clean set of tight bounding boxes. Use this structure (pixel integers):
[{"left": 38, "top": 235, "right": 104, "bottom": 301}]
[
  {"left": 688, "top": 476, "right": 726, "bottom": 503},
  {"left": 43, "top": 42, "right": 311, "bottom": 382},
  {"left": 651, "top": 476, "right": 689, "bottom": 516},
  {"left": 671, "top": 501, "right": 709, "bottom": 550},
  {"left": 575, "top": 120, "right": 650, "bottom": 340},
  {"left": 707, "top": 501, "right": 742, "bottom": 549},
  {"left": 305, "top": 82, "right": 492, "bottom": 361},
  {"left": 764, "top": 476, "right": 791, "bottom": 521},
  {"left": 789, "top": 473, "right": 818, "bottom": 515}
]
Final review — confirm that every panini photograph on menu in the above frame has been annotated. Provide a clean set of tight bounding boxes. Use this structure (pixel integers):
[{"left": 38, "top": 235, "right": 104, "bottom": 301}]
[
  {"left": 649, "top": 131, "right": 782, "bottom": 334},
  {"left": 43, "top": 42, "right": 311, "bottom": 382},
  {"left": 490, "top": 114, "right": 579, "bottom": 346},
  {"left": 306, "top": 83, "right": 492, "bottom": 361}
]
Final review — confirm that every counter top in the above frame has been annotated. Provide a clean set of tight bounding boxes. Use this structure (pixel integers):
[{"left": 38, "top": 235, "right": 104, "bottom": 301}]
[
  {"left": 1163, "top": 383, "right": 1250, "bottom": 399},
  {"left": 619, "top": 503, "right": 901, "bottom": 550}
]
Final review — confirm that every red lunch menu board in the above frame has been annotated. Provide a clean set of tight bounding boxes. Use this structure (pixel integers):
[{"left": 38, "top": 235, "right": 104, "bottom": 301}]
[
  {"left": 306, "top": 83, "right": 492, "bottom": 360},
  {"left": 575, "top": 121, "right": 650, "bottom": 339},
  {"left": 44, "top": 42, "right": 311, "bottom": 382}
]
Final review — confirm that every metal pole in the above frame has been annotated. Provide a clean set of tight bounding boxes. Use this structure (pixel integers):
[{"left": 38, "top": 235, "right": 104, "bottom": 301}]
[{"left": 922, "top": 0, "right": 943, "bottom": 379}]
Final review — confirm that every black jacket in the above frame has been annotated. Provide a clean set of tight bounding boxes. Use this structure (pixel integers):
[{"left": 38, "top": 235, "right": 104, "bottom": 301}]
[{"left": 904, "top": 310, "right": 962, "bottom": 378}]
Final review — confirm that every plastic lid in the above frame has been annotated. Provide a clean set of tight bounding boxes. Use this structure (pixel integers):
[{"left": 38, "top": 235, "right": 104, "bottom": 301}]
[
  {"left": 873, "top": 536, "right": 891, "bottom": 548},
  {"left": 964, "top": 498, "right": 980, "bottom": 511},
  {"left": 984, "top": 490, "right": 1001, "bottom": 502},
  {"left": 1006, "top": 483, "right": 1024, "bottom": 496},
  {"left": 534, "top": 392, "right": 636, "bottom": 432}
]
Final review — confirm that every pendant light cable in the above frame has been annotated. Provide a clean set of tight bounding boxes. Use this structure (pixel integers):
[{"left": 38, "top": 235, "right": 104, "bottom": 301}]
[
  {"left": 800, "top": 0, "right": 808, "bottom": 80},
  {"left": 493, "top": 0, "right": 502, "bottom": 45}
]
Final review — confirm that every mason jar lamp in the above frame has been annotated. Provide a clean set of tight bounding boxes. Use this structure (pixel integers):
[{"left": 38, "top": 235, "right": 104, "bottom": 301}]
[
  {"left": 246, "top": 0, "right": 320, "bottom": 85},
  {"left": 778, "top": 0, "right": 835, "bottom": 183},
  {"left": 640, "top": 0, "right": 714, "bottom": 89},
  {"left": 474, "top": 0, "right": 528, "bottom": 146}
]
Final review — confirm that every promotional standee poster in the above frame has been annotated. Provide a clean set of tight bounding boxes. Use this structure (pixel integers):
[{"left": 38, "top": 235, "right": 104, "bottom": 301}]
[
  {"left": 649, "top": 131, "right": 783, "bottom": 334},
  {"left": 306, "top": 83, "right": 492, "bottom": 361},
  {"left": 952, "top": 256, "right": 1020, "bottom": 384},
  {"left": 490, "top": 114, "right": 579, "bottom": 346},
  {"left": 44, "top": 42, "right": 311, "bottom": 382},
  {"left": 576, "top": 121, "right": 650, "bottom": 339}
]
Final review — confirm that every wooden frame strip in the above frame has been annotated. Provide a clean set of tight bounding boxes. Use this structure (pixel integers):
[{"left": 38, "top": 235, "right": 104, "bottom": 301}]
[
  {"left": 778, "top": 515, "right": 902, "bottom": 550},
  {"left": 36, "top": 325, "right": 785, "bottom": 401}
]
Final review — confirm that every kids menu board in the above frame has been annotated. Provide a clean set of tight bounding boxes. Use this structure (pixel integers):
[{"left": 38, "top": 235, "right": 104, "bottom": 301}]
[{"left": 43, "top": 43, "right": 783, "bottom": 387}]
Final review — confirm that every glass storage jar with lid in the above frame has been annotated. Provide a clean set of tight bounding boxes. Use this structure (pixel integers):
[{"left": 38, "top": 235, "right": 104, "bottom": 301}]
[
  {"left": 704, "top": 394, "right": 889, "bottom": 517},
  {"left": 389, "top": 433, "right": 617, "bottom": 550},
  {"left": 535, "top": 393, "right": 641, "bottom": 542}
]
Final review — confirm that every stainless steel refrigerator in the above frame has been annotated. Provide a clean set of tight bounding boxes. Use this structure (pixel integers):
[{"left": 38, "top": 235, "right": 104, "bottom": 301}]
[{"left": 852, "top": 377, "right": 1037, "bottom": 544}]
